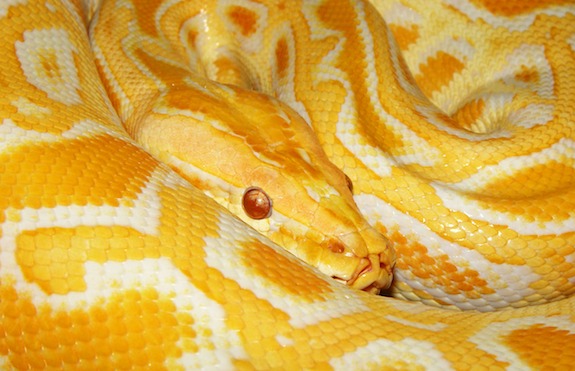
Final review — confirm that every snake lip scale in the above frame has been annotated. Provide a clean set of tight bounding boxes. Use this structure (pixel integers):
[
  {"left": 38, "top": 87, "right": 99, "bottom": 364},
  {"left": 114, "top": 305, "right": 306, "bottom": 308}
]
[{"left": 1, "top": 0, "right": 574, "bottom": 369}]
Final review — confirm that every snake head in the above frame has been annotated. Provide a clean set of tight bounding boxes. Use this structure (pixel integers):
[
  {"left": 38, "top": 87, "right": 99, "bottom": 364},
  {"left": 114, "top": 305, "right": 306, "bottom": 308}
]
[
  {"left": 132, "top": 84, "right": 395, "bottom": 293},
  {"left": 237, "top": 166, "right": 395, "bottom": 294}
]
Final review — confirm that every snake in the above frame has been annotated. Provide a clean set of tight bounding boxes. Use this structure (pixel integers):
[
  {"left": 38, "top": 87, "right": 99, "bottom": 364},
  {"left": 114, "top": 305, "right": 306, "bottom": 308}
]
[{"left": 1, "top": 0, "right": 574, "bottom": 369}]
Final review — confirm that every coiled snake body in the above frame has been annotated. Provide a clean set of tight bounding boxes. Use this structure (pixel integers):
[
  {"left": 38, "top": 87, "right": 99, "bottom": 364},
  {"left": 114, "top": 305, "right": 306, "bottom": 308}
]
[{"left": 1, "top": 0, "right": 574, "bottom": 369}]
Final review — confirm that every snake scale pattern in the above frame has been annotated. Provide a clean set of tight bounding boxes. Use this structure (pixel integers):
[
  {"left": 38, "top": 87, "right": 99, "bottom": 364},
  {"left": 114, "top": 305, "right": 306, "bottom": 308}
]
[{"left": 1, "top": 0, "right": 575, "bottom": 369}]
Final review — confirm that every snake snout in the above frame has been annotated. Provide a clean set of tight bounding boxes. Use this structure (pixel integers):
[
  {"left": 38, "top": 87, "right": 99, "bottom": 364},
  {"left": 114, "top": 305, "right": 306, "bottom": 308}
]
[
  {"left": 349, "top": 253, "right": 394, "bottom": 293},
  {"left": 328, "top": 251, "right": 393, "bottom": 294},
  {"left": 322, "top": 229, "right": 395, "bottom": 294}
]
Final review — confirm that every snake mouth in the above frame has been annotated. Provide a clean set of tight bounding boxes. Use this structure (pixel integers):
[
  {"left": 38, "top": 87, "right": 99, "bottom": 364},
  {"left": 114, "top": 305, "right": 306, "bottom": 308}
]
[
  {"left": 349, "top": 253, "right": 393, "bottom": 294},
  {"left": 318, "top": 228, "right": 394, "bottom": 294},
  {"left": 330, "top": 253, "right": 393, "bottom": 294}
]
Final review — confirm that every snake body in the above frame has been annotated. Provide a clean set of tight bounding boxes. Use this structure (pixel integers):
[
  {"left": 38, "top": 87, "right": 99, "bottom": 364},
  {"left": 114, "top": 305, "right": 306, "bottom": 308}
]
[
  {"left": 341, "top": 0, "right": 575, "bottom": 311},
  {"left": 1, "top": 0, "right": 575, "bottom": 369}
]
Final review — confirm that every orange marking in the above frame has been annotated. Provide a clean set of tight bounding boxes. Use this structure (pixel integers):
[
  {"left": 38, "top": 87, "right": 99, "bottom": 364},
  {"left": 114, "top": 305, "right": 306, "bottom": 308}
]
[
  {"left": 388, "top": 24, "right": 420, "bottom": 51},
  {"left": 227, "top": 6, "right": 258, "bottom": 36},
  {"left": 389, "top": 231, "right": 495, "bottom": 298},
  {"left": 453, "top": 98, "right": 486, "bottom": 132},
  {"left": 134, "top": 0, "right": 163, "bottom": 37},
  {"left": 240, "top": 239, "right": 334, "bottom": 300},
  {"left": 187, "top": 29, "right": 199, "bottom": 49},
  {"left": 0, "top": 284, "right": 193, "bottom": 369},
  {"left": 4, "top": 182, "right": 261, "bottom": 364},
  {"left": 315, "top": 0, "right": 417, "bottom": 155},
  {"left": 471, "top": 0, "right": 571, "bottom": 16},
  {"left": 134, "top": 48, "right": 190, "bottom": 85},
  {"left": 213, "top": 56, "right": 246, "bottom": 86},
  {"left": 480, "top": 162, "right": 575, "bottom": 200},
  {"left": 16, "top": 226, "right": 160, "bottom": 294},
  {"left": 515, "top": 64, "right": 540, "bottom": 83},
  {"left": 503, "top": 323, "right": 575, "bottom": 369},
  {"left": 275, "top": 37, "right": 289, "bottom": 79},
  {"left": 416, "top": 51, "right": 464, "bottom": 96},
  {"left": 0, "top": 135, "right": 157, "bottom": 210}
]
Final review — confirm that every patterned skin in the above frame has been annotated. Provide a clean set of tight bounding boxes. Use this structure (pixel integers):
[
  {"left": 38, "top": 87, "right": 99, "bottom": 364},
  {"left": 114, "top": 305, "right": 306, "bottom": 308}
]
[
  {"left": 353, "top": 0, "right": 575, "bottom": 311},
  {"left": 0, "top": 0, "right": 574, "bottom": 370},
  {"left": 90, "top": 0, "right": 575, "bottom": 311},
  {"left": 89, "top": 0, "right": 394, "bottom": 293}
]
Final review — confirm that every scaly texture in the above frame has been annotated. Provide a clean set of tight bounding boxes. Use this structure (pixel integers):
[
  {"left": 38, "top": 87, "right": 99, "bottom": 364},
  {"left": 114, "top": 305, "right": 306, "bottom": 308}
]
[
  {"left": 0, "top": 0, "right": 574, "bottom": 370},
  {"left": 88, "top": 0, "right": 575, "bottom": 312},
  {"left": 90, "top": 0, "right": 575, "bottom": 311},
  {"left": 345, "top": 0, "right": 575, "bottom": 311}
]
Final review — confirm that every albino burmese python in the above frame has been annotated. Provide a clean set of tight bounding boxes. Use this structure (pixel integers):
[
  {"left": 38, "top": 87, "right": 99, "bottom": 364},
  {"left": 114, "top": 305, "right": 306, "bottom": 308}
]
[{"left": 1, "top": 0, "right": 575, "bottom": 369}]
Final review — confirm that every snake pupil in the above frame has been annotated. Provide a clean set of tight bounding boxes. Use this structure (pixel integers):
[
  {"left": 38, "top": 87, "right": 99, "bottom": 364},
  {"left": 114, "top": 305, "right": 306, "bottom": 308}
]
[{"left": 242, "top": 187, "right": 273, "bottom": 219}]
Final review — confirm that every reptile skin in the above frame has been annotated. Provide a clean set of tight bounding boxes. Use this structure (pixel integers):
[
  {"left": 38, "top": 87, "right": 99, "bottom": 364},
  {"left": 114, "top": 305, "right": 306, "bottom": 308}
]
[{"left": 1, "top": 0, "right": 574, "bottom": 369}]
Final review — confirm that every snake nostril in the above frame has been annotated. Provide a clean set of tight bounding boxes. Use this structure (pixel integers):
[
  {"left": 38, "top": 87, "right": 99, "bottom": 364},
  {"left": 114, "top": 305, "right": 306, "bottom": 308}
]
[{"left": 328, "top": 240, "right": 345, "bottom": 254}]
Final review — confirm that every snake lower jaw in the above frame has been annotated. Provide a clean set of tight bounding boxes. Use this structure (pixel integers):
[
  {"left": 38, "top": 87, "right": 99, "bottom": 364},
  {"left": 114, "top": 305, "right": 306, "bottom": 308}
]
[
  {"left": 349, "top": 254, "right": 394, "bottom": 294},
  {"left": 330, "top": 253, "right": 394, "bottom": 294}
]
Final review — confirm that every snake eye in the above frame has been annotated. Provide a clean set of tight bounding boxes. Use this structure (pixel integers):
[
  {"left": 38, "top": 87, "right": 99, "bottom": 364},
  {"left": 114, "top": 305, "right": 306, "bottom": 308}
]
[
  {"left": 344, "top": 174, "right": 354, "bottom": 194},
  {"left": 242, "top": 187, "right": 272, "bottom": 219}
]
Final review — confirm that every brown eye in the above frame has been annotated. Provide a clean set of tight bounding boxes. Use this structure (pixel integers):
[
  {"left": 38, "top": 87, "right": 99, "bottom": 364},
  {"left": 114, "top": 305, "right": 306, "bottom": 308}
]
[
  {"left": 344, "top": 174, "right": 354, "bottom": 193},
  {"left": 242, "top": 187, "right": 272, "bottom": 219}
]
